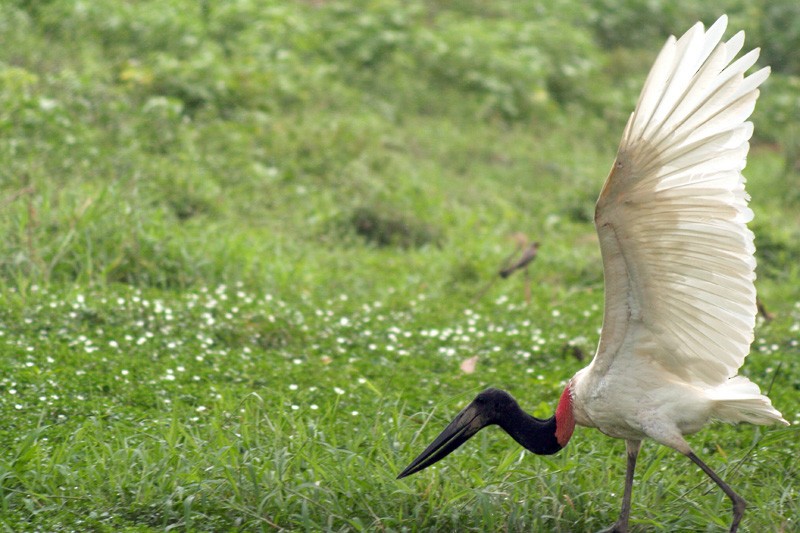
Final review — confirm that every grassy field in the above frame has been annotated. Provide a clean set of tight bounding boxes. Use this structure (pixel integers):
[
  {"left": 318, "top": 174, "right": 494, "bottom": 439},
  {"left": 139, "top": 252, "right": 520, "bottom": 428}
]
[{"left": 1, "top": 1, "right": 799, "bottom": 531}]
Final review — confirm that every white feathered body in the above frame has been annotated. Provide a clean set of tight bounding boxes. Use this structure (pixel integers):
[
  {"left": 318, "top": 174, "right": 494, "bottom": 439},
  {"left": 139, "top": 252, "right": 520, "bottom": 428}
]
[
  {"left": 571, "top": 353, "right": 782, "bottom": 452},
  {"left": 569, "top": 16, "right": 787, "bottom": 453}
]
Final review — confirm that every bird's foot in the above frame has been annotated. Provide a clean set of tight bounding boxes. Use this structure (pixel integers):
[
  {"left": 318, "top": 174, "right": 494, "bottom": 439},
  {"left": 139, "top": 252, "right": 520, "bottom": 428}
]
[
  {"left": 729, "top": 495, "right": 746, "bottom": 533},
  {"left": 597, "top": 521, "right": 627, "bottom": 533}
]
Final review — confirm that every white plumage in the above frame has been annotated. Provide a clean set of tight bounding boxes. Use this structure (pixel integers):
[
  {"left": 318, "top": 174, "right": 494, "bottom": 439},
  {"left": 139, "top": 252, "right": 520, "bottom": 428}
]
[
  {"left": 574, "top": 14, "right": 785, "bottom": 433},
  {"left": 398, "top": 16, "right": 787, "bottom": 533},
  {"left": 570, "top": 16, "right": 787, "bottom": 531}
]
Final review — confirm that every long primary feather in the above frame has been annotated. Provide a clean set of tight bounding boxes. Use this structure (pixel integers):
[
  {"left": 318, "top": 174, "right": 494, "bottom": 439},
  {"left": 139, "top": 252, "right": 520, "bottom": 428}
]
[{"left": 592, "top": 16, "right": 770, "bottom": 386}]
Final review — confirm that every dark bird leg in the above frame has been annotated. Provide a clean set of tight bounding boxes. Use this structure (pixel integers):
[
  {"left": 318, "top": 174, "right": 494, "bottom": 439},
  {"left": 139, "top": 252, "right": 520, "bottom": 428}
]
[
  {"left": 600, "top": 439, "right": 641, "bottom": 533},
  {"left": 686, "top": 452, "right": 747, "bottom": 533}
]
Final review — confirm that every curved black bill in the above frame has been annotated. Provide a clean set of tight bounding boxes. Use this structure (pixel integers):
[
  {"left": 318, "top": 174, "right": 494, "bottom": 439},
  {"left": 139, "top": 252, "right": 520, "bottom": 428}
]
[{"left": 397, "top": 403, "right": 487, "bottom": 479}]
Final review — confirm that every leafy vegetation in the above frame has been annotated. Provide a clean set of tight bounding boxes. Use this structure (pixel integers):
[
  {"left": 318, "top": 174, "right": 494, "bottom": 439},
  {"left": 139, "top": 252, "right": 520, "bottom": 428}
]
[{"left": 1, "top": 0, "right": 798, "bottom": 531}]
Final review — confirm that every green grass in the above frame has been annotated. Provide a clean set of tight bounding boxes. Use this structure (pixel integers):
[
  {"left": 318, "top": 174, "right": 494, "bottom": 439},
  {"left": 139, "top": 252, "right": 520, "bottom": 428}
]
[{"left": 1, "top": 1, "right": 799, "bottom": 531}]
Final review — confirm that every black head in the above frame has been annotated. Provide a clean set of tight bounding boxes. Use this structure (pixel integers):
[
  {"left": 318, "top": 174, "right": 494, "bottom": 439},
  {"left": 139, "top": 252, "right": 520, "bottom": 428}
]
[{"left": 469, "top": 387, "right": 518, "bottom": 420}]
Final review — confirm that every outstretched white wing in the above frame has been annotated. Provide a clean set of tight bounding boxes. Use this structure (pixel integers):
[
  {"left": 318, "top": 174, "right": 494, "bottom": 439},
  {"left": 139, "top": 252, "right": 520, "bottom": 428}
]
[{"left": 592, "top": 16, "right": 769, "bottom": 385}]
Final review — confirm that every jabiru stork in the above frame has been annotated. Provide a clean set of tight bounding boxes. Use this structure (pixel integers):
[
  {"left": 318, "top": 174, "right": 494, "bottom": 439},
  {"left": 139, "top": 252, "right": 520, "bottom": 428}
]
[{"left": 398, "top": 16, "right": 788, "bottom": 533}]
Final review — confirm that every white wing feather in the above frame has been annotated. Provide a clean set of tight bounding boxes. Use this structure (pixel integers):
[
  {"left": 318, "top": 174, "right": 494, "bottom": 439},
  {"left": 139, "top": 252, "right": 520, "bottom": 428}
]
[{"left": 592, "top": 16, "right": 769, "bottom": 386}]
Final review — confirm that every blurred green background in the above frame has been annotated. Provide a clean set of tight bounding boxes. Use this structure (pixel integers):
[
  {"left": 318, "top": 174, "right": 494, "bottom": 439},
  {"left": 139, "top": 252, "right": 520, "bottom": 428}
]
[{"left": 1, "top": 0, "right": 799, "bottom": 293}]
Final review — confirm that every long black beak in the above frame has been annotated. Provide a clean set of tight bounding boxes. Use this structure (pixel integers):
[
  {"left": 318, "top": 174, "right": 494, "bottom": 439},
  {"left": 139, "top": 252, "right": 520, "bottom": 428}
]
[{"left": 397, "top": 400, "right": 489, "bottom": 479}]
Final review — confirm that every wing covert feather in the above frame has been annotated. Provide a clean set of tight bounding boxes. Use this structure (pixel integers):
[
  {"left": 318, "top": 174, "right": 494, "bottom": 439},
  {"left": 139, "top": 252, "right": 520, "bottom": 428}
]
[{"left": 592, "top": 15, "right": 767, "bottom": 385}]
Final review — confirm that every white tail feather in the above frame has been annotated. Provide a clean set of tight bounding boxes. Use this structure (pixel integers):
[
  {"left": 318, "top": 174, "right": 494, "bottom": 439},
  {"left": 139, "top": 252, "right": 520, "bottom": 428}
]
[{"left": 709, "top": 376, "right": 788, "bottom": 425}]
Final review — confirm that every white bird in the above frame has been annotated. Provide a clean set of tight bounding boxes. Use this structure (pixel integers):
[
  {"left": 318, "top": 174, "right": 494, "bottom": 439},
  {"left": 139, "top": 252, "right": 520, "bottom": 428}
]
[{"left": 398, "top": 15, "right": 788, "bottom": 533}]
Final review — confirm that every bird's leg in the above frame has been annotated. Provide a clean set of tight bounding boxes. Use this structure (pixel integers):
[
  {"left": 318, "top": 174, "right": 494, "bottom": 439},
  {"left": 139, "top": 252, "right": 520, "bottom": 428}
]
[
  {"left": 600, "top": 439, "right": 641, "bottom": 533},
  {"left": 618, "top": 440, "right": 642, "bottom": 531},
  {"left": 686, "top": 452, "right": 747, "bottom": 533}
]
